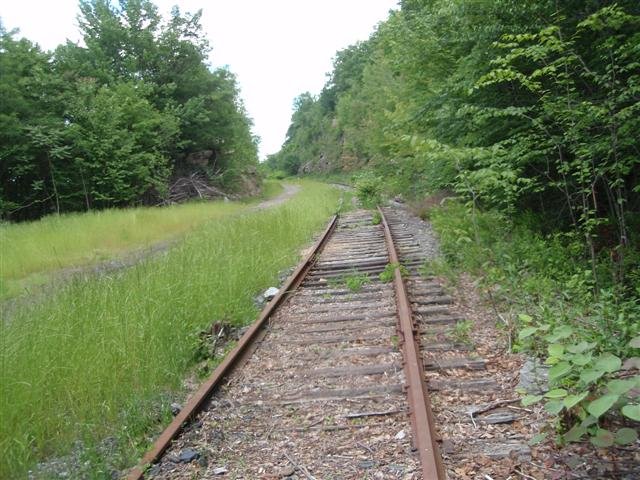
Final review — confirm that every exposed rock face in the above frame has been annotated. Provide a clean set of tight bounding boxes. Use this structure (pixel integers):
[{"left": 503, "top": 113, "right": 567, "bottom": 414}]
[
  {"left": 236, "top": 166, "right": 261, "bottom": 197},
  {"left": 299, "top": 153, "right": 332, "bottom": 174},
  {"left": 185, "top": 150, "right": 214, "bottom": 168}
]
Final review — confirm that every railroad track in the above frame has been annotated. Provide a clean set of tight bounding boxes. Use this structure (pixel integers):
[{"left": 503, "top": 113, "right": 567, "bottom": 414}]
[{"left": 128, "top": 207, "right": 511, "bottom": 479}]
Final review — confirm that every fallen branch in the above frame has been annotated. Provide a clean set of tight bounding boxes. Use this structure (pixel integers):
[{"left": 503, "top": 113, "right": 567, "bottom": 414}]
[
  {"left": 469, "top": 398, "right": 521, "bottom": 421},
  {"left": 284, "top": 452, "right": 316, "bottom": 480}
]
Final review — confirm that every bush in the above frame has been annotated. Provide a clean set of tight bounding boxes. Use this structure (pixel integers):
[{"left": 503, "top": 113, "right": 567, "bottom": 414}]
[
  {"left": 429, "top": 201, "right": 640, "bottom": 447},
  {"left": 354, "top": 173, "right": 383, "bottom": 208}
]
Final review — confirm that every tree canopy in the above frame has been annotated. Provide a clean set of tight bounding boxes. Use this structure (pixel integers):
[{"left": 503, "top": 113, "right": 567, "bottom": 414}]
[
  {"left": 270, "top": 0, "right": 639, "bottom": 280},
  {"left": 1, "top": 0, "right": 258, "bottom": 220}
]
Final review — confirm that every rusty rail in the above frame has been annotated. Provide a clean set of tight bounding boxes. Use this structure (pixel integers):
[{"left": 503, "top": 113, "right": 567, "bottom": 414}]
[
  {"left": 127, "top": 215, "right": 338, "bottom": 480},
  {"left": 378, "top": 207, "right": 446, "bottom": 480}
]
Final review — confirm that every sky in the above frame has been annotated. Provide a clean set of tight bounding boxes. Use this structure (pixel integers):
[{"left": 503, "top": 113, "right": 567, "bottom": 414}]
[{"left": 1, "top": 0, "right": 399, "bottom": 159}]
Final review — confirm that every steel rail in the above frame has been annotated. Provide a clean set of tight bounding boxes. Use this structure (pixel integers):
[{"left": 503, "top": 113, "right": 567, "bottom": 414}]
[
  {"left": 378, "top": 207, "right": 446, "bottom": 480},
  {"left": 127, "top": 215, "right": 338, "bottom": 480}
]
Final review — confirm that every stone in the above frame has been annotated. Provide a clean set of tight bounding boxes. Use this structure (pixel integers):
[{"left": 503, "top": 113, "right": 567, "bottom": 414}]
[
  {"left": 394, "top": 429, "right": 406, "bottom": 440},
  {"left": 263, "top": 287, "right": 279, "bottom": 301},
  {"left": 358, "top": 460, "right": 375, "bottom": 469},
  {"left": 170, "top": 402, "right": 182, "bottom": 416},
  {"left": 278, "top": 466, "right": 295, "bottom": 477},
  {"left": 178, "top": 448, "right": 199, "bottom": 463},
  {"left": 517, "top": 357, "right": 549, "bottom": 394}
]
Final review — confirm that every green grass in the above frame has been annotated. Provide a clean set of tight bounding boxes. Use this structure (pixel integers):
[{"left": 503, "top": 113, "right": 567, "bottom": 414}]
[
  {"left": 0, "top": 181, "right": 284, "bottom": 299},
  {"left": 0, "top": 180, "right": 346, "bottom": 478}
]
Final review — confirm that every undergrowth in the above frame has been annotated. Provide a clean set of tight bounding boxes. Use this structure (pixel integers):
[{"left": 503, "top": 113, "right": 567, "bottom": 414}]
[
  {"left": 0, "top": 181, "right": 344, "bottom": 478},
  {"left": 429, "top": 201, "right": 640, "bottom": 447}
]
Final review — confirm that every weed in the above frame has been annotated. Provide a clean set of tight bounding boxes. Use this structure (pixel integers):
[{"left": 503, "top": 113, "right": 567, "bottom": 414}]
[
  {"left": 379, "top": 263, "right": 409, "bottom": 282},
  {"left": 429, "top": 200, "right": 640, "bottom": 447},
  {"left": 420, "top": 259, "right": 456, "bottom": 285},
  {"left": 448, "top": 320, "right": 473, "bottom": 346},
  {"left": 354, "top": 173, "right": 383, "bottom": 208},
  {"left": 371, "top": 211, "right": 382, "bottom": 225},
  {"left": 343, "top": 271, "right": 370, "bottom": 292}
]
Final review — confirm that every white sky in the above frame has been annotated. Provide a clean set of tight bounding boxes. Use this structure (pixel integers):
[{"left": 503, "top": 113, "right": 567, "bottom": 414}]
[{"left": 1, "top": 1, "right": 398, "bottom": 159}]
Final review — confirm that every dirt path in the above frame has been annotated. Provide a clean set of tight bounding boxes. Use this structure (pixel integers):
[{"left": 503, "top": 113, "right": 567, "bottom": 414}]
[{"left": 249, "top": 183, "right": 300, "bottom": 211}]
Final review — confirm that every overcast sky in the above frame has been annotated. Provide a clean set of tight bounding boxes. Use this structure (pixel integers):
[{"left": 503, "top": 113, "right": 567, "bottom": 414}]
[{"left": 1, "top": 1, "right": 398, "bottom": 159}]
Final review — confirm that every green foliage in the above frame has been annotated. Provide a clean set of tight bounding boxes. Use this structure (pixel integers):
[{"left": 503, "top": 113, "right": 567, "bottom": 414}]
[
  {"left": 430, "top": 200, "right": 640, "bottom": 447},
  {"left": 1, "top": 1, "right": 258, "bottom": 221},
  {"left": 449, "top": 319, "right": 474, "bottom": 347},
  {"left": 343, "top": 271, "right": 371, "bottom": 292},
  {"left": 371, "top": 211, "right": 382, "bottom": 225},
  {"left": 0, "top": 182, "right": 285, "bottom": 299},
  {"left": 273, "top": 0, "right": 640, "bottom": 293},
  {"left": 354, "top": 173, "right": 383, "bottom": 208},
  {"left": 379, "top": 262, "right": 408, "bottom": 283}
]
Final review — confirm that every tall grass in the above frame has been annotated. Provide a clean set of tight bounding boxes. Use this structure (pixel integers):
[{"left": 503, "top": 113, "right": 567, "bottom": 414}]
[
  {"left": 0, "top": 181, "right": 343, "bottom": 477},
  {"left": 0, "top": 181, "right": 284, "bottom": 299}
]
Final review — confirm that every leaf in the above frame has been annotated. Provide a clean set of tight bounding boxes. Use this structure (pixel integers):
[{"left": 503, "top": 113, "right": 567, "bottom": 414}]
[
  {"left": 621, "top": 404, "right": 640, "bottom": 421},
  {"left": 518, "top": 313, "right": 533, "bottom": 324},
  {"left": 564, "top": 424, "right": 586, "bottom": 442},
  {"left": 528, "top": 432, "right": 548, "bottom": 445},
  {"left": 580, "top": 369, "right": 605, "bottom": 385},
  {"left": 546, "top": 325, "right": 573, "bottom": 342},
  {"left": 629, "top": 336, "right": 640, "bottom": 348},
  {"left": 571, "top": 353, "right": 592, "bottom": 366},
  {"left": 607, "top": 379, "right": 635, "bottom": 395},
  {"left": 545, "top": 388, "right": 568, "bottom": 399},
  {"left": 549, "top": 361, "right": 572, "bottom": 381},
  {"left": 567, "top": 341, "right": 595, "bottom": 354},
  {"left": 563, "top": 391, "right": 588, "bottom": 409},
  {"left": 591, "top": 429, "right": 614, "bottom": 448},
  {"left": 581, "top": 415, "right": 598, "bottom": 428},
  {"left": 594, "top": 354, "right": 621, "bottom": 373},
  {"left": 545, "top": 400, "right": 564, "bottom": 415},
  {"left": 614, "top": 428, "right": 638, "bottom": 445},
  {"left": 519, "top": 326, "right": 538, "bottom": 339},
  {"left": 587, "top": 394, "right": 619, "bottom": 418},
  {"left": 521, "top": 394, "right": 543, "bottom": 406},
  {"left": 548, "top": 343, "right": 565, "bottom": 358}
]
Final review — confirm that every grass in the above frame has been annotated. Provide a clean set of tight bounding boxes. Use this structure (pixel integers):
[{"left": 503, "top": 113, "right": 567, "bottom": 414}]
[
  {"left": 0, "top": 180, "right": 347, "bottom": 478},
  {"left": 0, "top": 181, "right": 284, "bottom": 299}
]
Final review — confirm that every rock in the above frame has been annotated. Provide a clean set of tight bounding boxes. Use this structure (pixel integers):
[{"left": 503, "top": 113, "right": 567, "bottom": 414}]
[
  {"left": 440, "top": 439, "right": 455, "bottom": 454},
  {"left": 185, "top": 150, "right": 214, "bottom": 167},
  {"left": 212, "top": 466, "right": 228, "bottom": 475},
  {"left": 263, "top": 287, "right": 279, "bottom": 301},
  {"left": 170, "top": 402, "right": 182, "bottom": 416},
  {"left": 358, "top": 460, "right": 375, "bottom": 469},
  {"left": 148, "top": 465, "right": 162, "bottom": 476},
  {"left": 178, "top": 449, "right": 199, "bottom": 463},
  {"left": 477, "top": 440, "right": 530, "bottom": 460},
  {"left": 254, "top": 294, "right": 266, "bottom": 308},
  {"left": 278, "top": 465, "right": 295, "bottom": 477},
  {"left": 517, "top": 357, "right": 549, "bottom": 394},
  {"left": 394, "top": 429, "right": 406, "bottom": 440}
]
